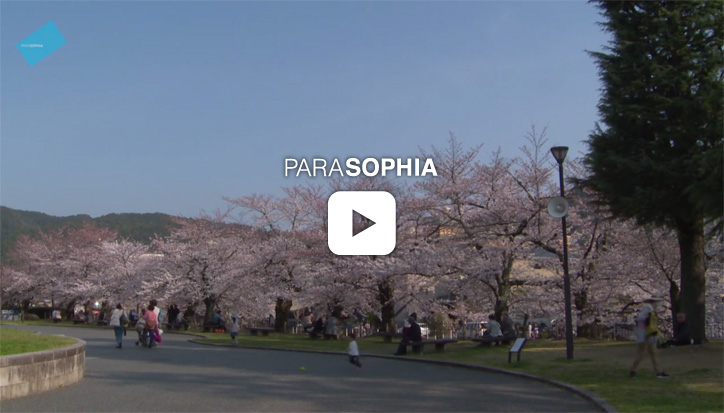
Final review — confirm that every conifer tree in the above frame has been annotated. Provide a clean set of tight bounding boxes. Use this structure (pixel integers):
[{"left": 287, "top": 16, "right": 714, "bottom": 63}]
[{"left": 584, "top": 0, "right": 723, "bottom": 341}]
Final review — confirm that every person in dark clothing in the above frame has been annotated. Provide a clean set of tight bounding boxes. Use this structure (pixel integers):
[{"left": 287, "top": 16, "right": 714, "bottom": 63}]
[
  {"left": 395, "top": 313, "right": 422, "bottom": 355},
  {"left": 309, "top": 315, "right": 326, "bottom": 338},
  {"left": 408, "top": 314, "right": 422, "bottom": 342},
  {"left": 212, "top": 310, "right": 226, "bottom": 332},
  {"left": 500, "top": 313, "right": 516, "bottom": 343},
  {"left": 663, "top": 313, "right": 692, "bottom": 347},
  {"left": 167, "top": 305, "right": 180, "bottom": 328}
]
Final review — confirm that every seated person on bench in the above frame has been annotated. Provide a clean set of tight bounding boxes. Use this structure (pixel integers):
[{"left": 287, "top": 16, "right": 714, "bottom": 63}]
[
  {"left": 501, "top": 313, "right": 517, "bottom": 343},
  {"left": 309, "top": 315, "right": 326, "bottom": 338},
  {"left": 394, "top": 313, "right": 422, "bottom": 355},
  {"left": 483, "top": 314, "right": 503, "bottom": 341},
  {"left": 211, "top": 310, "right": 226, "bottom": 332}
]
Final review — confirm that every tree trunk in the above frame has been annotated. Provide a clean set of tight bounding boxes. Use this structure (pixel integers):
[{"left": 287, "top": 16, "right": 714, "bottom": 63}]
[
  {"left": 203, "top": 297, "right": 217, "bottom": 325},
  {"left": 378, "top": 281, "right": 396, "bottom": 333},
  {"left": 21, "top": 299, "right": 31, "bottom": 322},
  {"left": 669, "top": 279, "right": 681, "bottom": 330},
  {"left": 676, "top": 218, "right": 707, "bottom": 343},
  {"left": 574, "top": 288, "right": 588, "bottom": 324},
  {"left": 65, "top": 300, "right": 76, "bottom": 321},
  {"left": 274, "top": 297, "right": 292, "bottom": 332},
  {"left": 493, "top": 253, "right": 514, "bottom": 321}
]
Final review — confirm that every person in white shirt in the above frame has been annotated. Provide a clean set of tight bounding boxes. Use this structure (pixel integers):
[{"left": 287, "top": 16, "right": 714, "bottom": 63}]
[
  {"left": 630, "top": 296, "right": 669, "bottom": 378},
  {"left": 109, "top": 304, "right": 127, "bottom": 349},
  {"left": 486, "top": 314, "right": 503, "bottom": 337},
  {"left": 230, "top": 315, "right": 240, "bottom": 345},
  {"left": 348, "top": 332, "right": 362, "bottom": 369}
]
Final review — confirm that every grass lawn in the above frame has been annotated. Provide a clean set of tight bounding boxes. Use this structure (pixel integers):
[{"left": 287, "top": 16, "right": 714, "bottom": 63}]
[
  {"left": 199, "top": 333, "right": 723, "bottom": 412},
  {"left": 0, "top": 328, "right": 77, "bottom": 356}
]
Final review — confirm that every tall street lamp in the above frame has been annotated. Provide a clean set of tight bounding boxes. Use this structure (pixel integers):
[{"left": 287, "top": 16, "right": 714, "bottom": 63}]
[{"left": 550, "top": 146, "right": 574, "bottom": 360}]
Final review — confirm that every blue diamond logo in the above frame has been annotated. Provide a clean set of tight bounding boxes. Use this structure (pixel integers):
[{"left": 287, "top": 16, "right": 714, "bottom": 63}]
[{"left": 17, "top": 21, "right": 67, "bottom": 67}]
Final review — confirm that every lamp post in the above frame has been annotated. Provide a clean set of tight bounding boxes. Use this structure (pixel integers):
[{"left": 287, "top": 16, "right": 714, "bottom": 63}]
[{"left": 551, "top": 146, "right": 574, "bottom": 360}]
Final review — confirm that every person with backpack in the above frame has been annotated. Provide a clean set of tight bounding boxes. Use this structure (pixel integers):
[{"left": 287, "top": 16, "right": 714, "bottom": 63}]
[
  {"left": 143, "top": 303, "right": 159, "bottom": 349},
  {"left": 109, "top": 304, "right": 128, "bottom": 349},
  {"left": 630, "top": 296, "right": 669, "bottom": 378}
]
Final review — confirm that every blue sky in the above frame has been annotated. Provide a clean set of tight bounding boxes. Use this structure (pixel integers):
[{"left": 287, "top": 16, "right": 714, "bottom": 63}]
[{"left": 1, "top": 1, "right": 609, "bottom": 218}]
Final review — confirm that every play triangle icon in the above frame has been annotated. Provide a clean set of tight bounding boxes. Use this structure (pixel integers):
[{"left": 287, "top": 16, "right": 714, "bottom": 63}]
[{"left": 352, "top": 210, "right": 376, "bottom": 237}]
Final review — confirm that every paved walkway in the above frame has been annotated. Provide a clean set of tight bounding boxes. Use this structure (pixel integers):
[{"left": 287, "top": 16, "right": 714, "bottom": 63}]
[{"left": 2, "top": 325, "right": 599, "bottom": 412}]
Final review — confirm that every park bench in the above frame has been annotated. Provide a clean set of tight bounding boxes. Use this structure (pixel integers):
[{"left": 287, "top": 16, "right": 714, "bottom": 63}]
[
  {"left": 248, "top": 327, "right": 275, "bottom": 336},
  {"left": 471, "top": 334, "right": 516, "bottom": 347},
  {"left": 407, "top": 339, "right": 458, "bottom": 354},
  {"left": 203, "top": 321, "right": 226, "bottom": 333},
  {"left": 373, "top": 332, "right": 401, "bottom": 343}
]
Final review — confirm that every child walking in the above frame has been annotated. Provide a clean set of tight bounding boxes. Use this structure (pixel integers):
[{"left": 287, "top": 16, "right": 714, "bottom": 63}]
[
  {"left": 135, "top": 309, "right": 147, "bottom": 346},
  {"left": 230, "top": 315, "right": 240, "bottom": 345},
  {"left": 348, "top": 332, "right": 362, "bottom": 369}
]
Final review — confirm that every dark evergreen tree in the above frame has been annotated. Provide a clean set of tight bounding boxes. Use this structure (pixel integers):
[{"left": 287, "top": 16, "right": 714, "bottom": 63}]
[{"left": 584, "top": 1, "right": 723, "bottom": 342}]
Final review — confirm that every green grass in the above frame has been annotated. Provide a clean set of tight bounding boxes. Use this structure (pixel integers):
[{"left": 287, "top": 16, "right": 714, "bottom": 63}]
[
  {"left": 1, "top": 320, "right": 101, "bottom": 328},
  {"left": 424, "top": 339, "right": 723, "bottom": 412},
  {"left": 199, "top": 333, "right": 723, "bottom": 412},
  {"left": 0, "top": 328, "right": 77, "bottom": 356}
]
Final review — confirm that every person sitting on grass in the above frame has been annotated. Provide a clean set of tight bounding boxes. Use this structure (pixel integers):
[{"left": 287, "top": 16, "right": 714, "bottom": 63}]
[{"left": 662, "top": 313, "right": 692, "bottom": 348}]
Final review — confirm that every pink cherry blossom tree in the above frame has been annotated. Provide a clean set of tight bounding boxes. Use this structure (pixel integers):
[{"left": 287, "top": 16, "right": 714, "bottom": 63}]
[{"left": 150, "top": 217, "right": 257, "bottom": 325}]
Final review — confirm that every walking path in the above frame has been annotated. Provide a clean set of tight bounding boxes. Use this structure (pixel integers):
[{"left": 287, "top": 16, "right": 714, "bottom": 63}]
[{"left": 2, "top": 325, "right": 599, "bottom": 412}]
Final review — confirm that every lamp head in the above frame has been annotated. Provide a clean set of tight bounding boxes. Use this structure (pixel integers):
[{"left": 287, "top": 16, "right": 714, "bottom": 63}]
[{"left": 550, "top": 146, "right": 569, "bottom": 164}]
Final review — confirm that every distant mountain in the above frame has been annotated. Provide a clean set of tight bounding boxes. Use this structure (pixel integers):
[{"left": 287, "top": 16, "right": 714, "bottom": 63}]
[{"left": 0, "top": 206, "right": 179, "bottom": 263}]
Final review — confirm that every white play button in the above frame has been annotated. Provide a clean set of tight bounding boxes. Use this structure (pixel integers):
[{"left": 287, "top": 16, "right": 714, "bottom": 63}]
[{"left": 327, "top": 191, "right": 396, "bottom": 256}]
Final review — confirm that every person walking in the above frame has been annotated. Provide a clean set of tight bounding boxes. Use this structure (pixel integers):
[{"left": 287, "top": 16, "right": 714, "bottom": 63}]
[
  {"left": 348, "top": 332, "right": 362, "bottom": 369},
  {"left": 630, "top": 296, "right": 669, "bottom": 378},
  {"left": 230, "top": 315, "right": 240, "bottom": 345},
  {"left": 143, "top": 303, "right": 159, "bottom": 349},
  {"left": 135, "top": 308, "right": 148, "bottom": 346},
  {"left": 109, "top": 304, "right": 127, "bottom": 349}
]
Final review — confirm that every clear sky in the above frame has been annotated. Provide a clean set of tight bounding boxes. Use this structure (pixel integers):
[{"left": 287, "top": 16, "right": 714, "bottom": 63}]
[{"left": 1, "top": 1, "right": 609, "bottom": 218}]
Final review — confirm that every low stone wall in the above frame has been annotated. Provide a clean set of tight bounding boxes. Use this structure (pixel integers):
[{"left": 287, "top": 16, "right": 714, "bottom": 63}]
[{"left": 0, "top": 337, "right": 85, "bottom": 400}]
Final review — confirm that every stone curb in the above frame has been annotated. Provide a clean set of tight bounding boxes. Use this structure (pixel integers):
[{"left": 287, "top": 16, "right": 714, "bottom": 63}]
[
  {"left": 188, "top": 339, "right": 616, "bottom": 412},
  {"left": 0, "top": 334, "right": 86, "bottom": 400},
  {"left": 0, "top": 336, "right": 86, "bottom": 367}
]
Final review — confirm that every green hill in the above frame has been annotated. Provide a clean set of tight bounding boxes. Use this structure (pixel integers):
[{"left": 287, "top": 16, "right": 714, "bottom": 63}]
[{"left": 0, "top": 206, "right": 178, "bottom": 263}]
